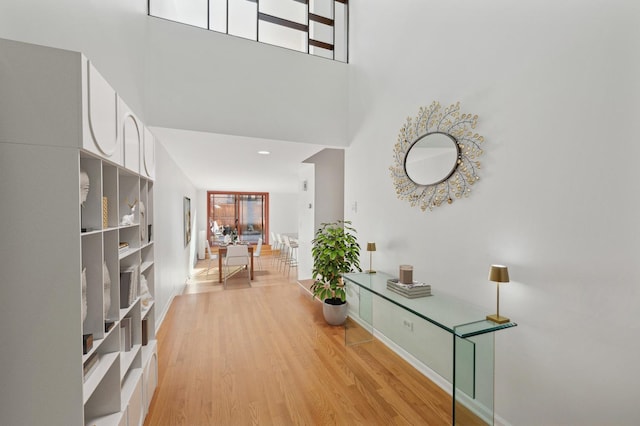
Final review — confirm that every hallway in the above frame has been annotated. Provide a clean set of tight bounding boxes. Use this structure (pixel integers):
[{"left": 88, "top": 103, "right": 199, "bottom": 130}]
[{"left": 145, "top": 258, "right": 482, "bottom": 425}]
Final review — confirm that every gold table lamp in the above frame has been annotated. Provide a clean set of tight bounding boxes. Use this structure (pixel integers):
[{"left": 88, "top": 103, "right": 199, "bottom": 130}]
[
  {"left": 487, "top": 264, "right": 510, "bottom": 324},
  {"left": 366, "top": 242, "right": 376, "bottom": 274}
]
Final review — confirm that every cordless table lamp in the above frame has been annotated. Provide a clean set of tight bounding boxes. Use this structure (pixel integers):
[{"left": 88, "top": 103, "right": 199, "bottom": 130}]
[
  {"left": 366, "top": 242, "right": 376, "bottom": 274},
  {"left": 486, "top": 264, "right": 510, "bottom": 324}
]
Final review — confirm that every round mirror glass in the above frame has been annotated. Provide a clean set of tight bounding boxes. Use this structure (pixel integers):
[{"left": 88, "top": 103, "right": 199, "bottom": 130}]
[{"left": 404, "top": 133, "right": 459, "bottom": 185}]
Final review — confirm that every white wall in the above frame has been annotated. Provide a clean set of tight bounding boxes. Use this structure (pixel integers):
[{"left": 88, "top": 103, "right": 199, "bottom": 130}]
[
  {"left": 347, "top": 1, "right": 640, "bottom": 425},
  {"left": 269, "top": 192, "right": 299, "bottom": 240},
  {"left": 304, "top": 148, "right": 345, "bottom": 230},
  {"left": 0, "top": 0, "right": 148, "bottom": 116},
  {"left": 0, "top": 0, "right": 348, "bottom": 146},
  {"left": 153, "top": 140, "right": 198, "bottom": 324},
  {"left": 144, "top": 17, "right": 349, "bottom": 146},
  {"left": 298, "top": 163, "right": 315, "bottom": 279}
]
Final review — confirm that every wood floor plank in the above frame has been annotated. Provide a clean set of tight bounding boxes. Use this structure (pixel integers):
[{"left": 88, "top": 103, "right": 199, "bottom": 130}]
[{"left": 145, "top": 258, "right": 485, "bottom": 426}]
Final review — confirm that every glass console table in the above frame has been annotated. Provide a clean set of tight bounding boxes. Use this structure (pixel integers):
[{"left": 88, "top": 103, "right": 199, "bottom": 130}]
[{"left": 342, "top": 272, "right": 516, "bottom": 426}]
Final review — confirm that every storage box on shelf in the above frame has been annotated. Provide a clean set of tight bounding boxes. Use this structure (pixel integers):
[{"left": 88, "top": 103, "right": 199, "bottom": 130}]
[{"left": 0, "top": 38, "right": 157, "bottom": 426}]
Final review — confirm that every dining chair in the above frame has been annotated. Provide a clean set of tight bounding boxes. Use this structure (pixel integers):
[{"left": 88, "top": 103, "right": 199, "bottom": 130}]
[
  {"left": 270, "top": 232, "right": 280, "bottom": 266},
  {"left": 205, "top": 239, "right": 217, "bottom": 276},
  {"left": 224, "top": 244, "right": 250, "bottom": 288},
  {"left": 253, "top": 237, "right": 263, "bottom": 270}
]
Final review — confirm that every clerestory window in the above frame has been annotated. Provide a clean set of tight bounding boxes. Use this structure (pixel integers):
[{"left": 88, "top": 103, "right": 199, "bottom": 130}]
[{"left": 149, "top": 0, "right": 349, "bottom": 62}]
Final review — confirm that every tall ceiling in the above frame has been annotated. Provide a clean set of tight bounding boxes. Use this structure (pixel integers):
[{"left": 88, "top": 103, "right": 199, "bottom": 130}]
[{"left": 152, "top": 126, "right": 328, "bottom": 193}]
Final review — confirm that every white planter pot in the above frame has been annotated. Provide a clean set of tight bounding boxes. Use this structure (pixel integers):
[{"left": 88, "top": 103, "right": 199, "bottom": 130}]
[{"left": 323, "top": 299, "right": 348, "bottom": 325}]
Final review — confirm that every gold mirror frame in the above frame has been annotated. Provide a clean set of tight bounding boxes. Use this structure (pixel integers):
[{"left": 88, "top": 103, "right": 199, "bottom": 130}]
[{"left": 389, "top": 101, "right": 484, "bottom": 211}]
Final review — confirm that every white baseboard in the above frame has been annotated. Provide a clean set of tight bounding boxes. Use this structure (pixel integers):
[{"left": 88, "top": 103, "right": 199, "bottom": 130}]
[{"left": 154, "top": 283, "right": 186, "bottom": 333}]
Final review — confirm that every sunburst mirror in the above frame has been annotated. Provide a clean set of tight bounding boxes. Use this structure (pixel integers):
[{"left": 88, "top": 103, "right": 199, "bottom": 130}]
[{"left": 389, "top": 101, "right": 484, "bottom": 211}]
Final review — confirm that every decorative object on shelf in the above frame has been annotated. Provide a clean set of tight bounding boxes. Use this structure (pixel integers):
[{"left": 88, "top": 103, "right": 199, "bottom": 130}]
[
  {"left": 119, "top": 241, "right": 129, "bottom": 251},
  {"left": 81, "top": 267, "right": 87, "bottom": 324},
  {"left": 80, "top": 169, "right": 89, "bottom": 206},
  {"left": 80, "top": 169, "right": 90, "bottom": 231},
  {"left": 104, "top": 320, "right": 115, "bottom": 333},
  {"left": 311, "top": 220, "right": 361, "bottom": 325},
  {"left": 486, "top": 264, "right": 510, "bottom": 324},
  {"left": 387, "top": 278, "right": 432, "bottom": 299},
  {"left": 366, "top": 242, "right": 377, "bottom": 274},
  {"left": 389, "top": 101, "right": 484, "bottom": 212},
  {"left": 139, "top": 200, "right": 146, "bottom": 242},
  {"left": 148, "top": 224, "right": 152, "bottom": 243},
  {"left": 102, "top": 196, "right": 108, "bottom": 228},
  {"left": 184, "top": 196, "right": 191, "bottom": 247},
  {"left": 103, "top": 261, "right": 111, "bottom": 318},
  {"left": 399, "top": 264, "right": 413, "bottom": 284},
  {"left": 140, "top": 274, "right": 153, "bottom": 308},
  {"left": 121, "top": 198, "right": 137, "bottom": 226},
  {"left": 121, "top": 212, "right": 134, "bottom": 225}
]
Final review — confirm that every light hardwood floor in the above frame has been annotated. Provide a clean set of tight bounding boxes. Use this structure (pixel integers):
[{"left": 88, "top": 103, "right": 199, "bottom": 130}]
[{"left": 144, "top": 255, "right": 483, "bottom": 425}]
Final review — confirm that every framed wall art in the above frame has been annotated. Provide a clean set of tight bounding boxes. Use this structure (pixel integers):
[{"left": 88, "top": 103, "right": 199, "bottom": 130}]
[{"left": 184, "top": 196, "right": 191, "bottom": 247}]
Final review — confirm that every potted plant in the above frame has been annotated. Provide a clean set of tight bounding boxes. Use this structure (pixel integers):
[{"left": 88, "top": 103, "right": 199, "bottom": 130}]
[{"left": 311, "top": 220, "right": 361, "bottom": 325}]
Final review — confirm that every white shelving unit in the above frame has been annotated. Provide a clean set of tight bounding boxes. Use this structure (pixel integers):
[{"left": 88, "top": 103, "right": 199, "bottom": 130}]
[{"left": 0, "top": 37, "right": 158, "bottom": 426}]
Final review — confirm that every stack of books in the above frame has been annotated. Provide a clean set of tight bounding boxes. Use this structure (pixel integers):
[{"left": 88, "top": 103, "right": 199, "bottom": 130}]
[
  {"left": 119, "top": 266, "right": 139, "bottom": 308},
  {"left": 387, "top": 278, "right": 432, "bottom": 299}
]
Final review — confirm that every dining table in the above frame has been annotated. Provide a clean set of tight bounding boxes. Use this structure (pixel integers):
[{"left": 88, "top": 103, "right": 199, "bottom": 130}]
[{"left": 217, "top": 244, "right": 254, "bottom": 283}]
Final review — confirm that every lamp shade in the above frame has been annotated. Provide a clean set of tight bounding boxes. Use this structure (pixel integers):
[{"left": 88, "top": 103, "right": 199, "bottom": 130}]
[
  {"left": 488, "top": 265, "right": 509, "bottom": 283},
  {"left": 366, "top": 242, "right": 377, "bottom": 252}
]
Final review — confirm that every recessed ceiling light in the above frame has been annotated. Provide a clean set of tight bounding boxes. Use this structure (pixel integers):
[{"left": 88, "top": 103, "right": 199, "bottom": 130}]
[{"left": 258, "top": 150, "right": 270, "bottom": 155}]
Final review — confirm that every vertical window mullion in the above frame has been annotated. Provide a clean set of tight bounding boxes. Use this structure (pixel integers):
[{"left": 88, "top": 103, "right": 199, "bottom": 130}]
[
  {"left": 307, "top": 0, "right": 310, "bottom": 54},
  {"left": 332, "top": 1, "right": 335, "bottom": 60}
]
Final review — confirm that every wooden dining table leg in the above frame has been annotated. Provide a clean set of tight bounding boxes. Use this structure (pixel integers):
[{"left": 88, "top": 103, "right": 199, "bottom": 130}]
[{"left": 218, "top": 255, "right": 223, "bottom": 283}]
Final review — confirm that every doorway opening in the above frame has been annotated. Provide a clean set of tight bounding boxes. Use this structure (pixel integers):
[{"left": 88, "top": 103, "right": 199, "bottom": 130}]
[{"left": 207, "top": 191, "right": 269, "bottom": 246}]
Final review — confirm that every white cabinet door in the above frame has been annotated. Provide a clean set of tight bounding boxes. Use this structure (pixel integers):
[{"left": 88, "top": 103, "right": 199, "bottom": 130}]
[
  {"left": 126, "top": 374, "right": 144, "bottom": 426},
  {"left": 141, "top": 127, "right": 156, "bottom": 179},
  {"left": 118, "top": 96, "right": 141, "bottom": 174},
  {"left": 84, "top": 61, "right": 121, "bottom": 164},
  {"left": 143, "top": 351, "right": 158, "bottom": 416}
]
